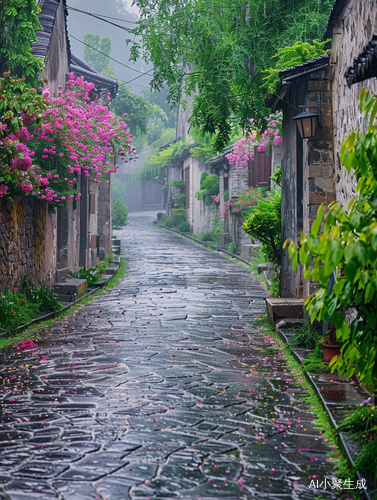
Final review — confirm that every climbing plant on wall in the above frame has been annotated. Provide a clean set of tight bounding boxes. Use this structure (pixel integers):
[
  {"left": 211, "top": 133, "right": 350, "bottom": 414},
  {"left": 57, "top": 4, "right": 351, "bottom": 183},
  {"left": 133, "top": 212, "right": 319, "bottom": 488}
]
[{"left": 0, "top": 0, "right": 44, "bottom": 85}]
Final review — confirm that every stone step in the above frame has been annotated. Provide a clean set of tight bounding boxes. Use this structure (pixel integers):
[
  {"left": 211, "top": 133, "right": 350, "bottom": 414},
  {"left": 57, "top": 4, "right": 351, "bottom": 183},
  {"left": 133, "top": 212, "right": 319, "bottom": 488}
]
[
  {"left": 54, "top": 278, "right": 87, "bottom": 300},
  {"left": 266, "top": 298, "right": 305, "bottom": 326},
  {"left": 56, "top": 267, "right": 70, "bottom": 282}
]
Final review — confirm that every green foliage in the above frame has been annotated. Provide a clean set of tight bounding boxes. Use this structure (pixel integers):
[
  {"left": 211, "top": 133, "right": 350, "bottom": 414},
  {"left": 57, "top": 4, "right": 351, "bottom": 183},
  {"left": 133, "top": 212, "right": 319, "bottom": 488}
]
[
  {"left": 134, "top": 139, "right": 188, "bottom": 184},
  {"left": 242, "top": 189, "right": 281, "bottom": 265},
  {"left": 271, "top": 164, "right": 282, "bottom": 187},
  {"left": 289, "top": 320, "right": 322, "bottom": 349},
  {"left": 0, "top": 284, "right": 63, "bottom": 335},
  {"left": 336, "top": 405, "right": 377, "bottom": 483},
  {"left": 0, "top": 0, "right": 44, "bottom": 85},
  {"left": 23, "top": 281, "right": 62, "bottom": 313},
  {"left": 178, "top": 220, "right": 190, "bottom": 232},
  {"left": 165, "top": 217, "right": 173, "bottom": 228},
  {"left": 196, "top": 173, "right": 219, "bottom": 205},
  {"left": 173, "top": 193, "right": 185, "bottom": 208},
  {"left": 263, "top": 39, "right": 331, "bottom": 94},
  {"left": 112, "top": 199, "right": 128, "bottom": 229},
  {"left": 302, "top": 342, "right": 330, "bottom": 373},
  {"left": 83, "top": 33, "right": 114, "bottom": 76},
  {"left": 131, "top": 0, "right": 333, "bottom": 149},
  {"left": 171, "top": 208, "right": 187, "bottom": 227},
  {"left": 196, "top": 214, "right": 223, "bottom": 243},
  {"left": 68, "top": 267, "right": 99, "bottom": 288},
  {"left": 112, "top": 84, "right": 164, "bottom": 136},
  {"left": 170, "top": 179, "right": 185, "bottom": 190},
  {"left": 286, "top": 88, "right": 377, "bottom": 396},
  {"left": 226, "top": 241, "right": 237, "bottom": 254}
]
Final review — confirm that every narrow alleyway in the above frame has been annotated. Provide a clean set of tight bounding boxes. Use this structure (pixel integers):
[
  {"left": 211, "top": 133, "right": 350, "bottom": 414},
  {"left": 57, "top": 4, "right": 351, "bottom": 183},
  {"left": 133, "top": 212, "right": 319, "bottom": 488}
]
[{"left": 0, "top": 212, "right": 337, "bottom": 500}]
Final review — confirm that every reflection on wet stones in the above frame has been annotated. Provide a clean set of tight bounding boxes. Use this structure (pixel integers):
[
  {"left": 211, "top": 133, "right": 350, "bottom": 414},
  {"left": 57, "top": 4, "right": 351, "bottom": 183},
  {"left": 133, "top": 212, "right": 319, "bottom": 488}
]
[{"left": 0, "top": 213, "right": 337, "bottom": 499}]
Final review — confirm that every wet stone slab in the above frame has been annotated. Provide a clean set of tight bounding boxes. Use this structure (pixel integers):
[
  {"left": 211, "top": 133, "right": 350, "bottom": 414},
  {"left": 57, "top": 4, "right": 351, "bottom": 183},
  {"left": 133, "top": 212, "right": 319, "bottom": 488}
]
[{"left": 0, "top": 212, "right": 340, "bottom": 499}]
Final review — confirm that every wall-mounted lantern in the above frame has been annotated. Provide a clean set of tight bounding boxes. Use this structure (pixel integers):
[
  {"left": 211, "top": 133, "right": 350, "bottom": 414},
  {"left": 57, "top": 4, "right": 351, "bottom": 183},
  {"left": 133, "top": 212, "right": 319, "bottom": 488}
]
[{"left": 293, "top": 94, "right": 321, "bottom": 140}]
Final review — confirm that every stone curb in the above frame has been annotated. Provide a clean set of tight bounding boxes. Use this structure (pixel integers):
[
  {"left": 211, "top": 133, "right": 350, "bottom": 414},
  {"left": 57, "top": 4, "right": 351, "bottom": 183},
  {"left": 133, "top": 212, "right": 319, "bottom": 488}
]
[
  {"left": 277, "top": 325, "right": 372, "bottom": 500},
  {"left": 154, "top": 222, "right": 252, "bottom": 267}
]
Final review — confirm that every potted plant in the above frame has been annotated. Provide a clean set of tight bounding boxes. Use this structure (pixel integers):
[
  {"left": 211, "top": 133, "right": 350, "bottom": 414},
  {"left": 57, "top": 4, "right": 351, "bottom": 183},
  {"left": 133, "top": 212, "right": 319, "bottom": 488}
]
[{"left": 323, "top": 323, "right": 342, "bottom": 365}]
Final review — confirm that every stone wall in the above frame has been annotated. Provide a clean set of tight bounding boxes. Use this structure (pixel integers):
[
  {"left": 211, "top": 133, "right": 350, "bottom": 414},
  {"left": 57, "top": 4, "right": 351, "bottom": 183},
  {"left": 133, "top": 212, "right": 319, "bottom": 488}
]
[
  {"left": 0, "top": 198, "right": 57, "bottom": 292},
  {"left": 330, "top": 0, "right": 377, "bottom": 208}
]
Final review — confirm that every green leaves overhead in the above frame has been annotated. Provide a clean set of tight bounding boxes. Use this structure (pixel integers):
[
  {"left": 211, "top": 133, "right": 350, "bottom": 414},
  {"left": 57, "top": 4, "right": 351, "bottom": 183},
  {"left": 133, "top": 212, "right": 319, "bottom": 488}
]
[{"left": 130, "top": 0, "right": 332, "bottom": 149}]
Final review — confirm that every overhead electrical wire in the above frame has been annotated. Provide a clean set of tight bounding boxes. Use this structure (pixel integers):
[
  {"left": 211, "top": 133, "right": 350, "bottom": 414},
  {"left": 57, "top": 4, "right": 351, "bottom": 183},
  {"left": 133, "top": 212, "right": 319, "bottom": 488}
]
[
  {"left": 68, "top": 32, "right": 152, "bottom": 76},
  {"left": 65, "top": 5, "right": 138, "bottom": 24}
]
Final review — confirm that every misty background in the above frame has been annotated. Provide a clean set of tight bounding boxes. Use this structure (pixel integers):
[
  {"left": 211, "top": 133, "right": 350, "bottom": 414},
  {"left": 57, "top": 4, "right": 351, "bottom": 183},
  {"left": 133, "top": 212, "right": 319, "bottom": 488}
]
[{"left": 66, "top": 0, "right": 177, "bottom": 212}]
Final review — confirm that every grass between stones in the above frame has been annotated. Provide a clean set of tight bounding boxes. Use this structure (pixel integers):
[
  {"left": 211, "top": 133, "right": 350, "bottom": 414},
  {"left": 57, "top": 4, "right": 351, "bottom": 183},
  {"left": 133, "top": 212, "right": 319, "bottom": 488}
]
[
  {"left": 0, "top": 257, "right": 128, "bottom": 350},
  {"left": 255, "top": 313, "right": 353, "bottom": 495}
]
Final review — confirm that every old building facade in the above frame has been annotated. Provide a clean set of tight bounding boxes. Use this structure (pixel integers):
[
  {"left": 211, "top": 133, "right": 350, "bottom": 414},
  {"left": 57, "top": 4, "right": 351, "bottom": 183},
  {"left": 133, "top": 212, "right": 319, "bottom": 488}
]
[{"left": 275, "top": 0, "right": 377, "bottom": 298}]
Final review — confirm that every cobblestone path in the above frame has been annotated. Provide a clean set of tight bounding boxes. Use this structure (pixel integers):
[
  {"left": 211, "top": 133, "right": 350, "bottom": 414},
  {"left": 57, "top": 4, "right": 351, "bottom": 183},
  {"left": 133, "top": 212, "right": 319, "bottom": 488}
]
[{"left": 0, "top": 212, "right": 337, "bottom": 499}]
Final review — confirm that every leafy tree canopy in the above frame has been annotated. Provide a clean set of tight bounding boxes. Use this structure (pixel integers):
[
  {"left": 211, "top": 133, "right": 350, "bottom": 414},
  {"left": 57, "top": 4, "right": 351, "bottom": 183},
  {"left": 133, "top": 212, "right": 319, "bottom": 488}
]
[
  {"left": 0, "top": 0, "right": 44, "bottom": 86},
  {"left": 83, "top": 33, "right": 115, "bottom": 77},
  {"left": 130, "top": 0, "right": 333, "bottom": 149},
  {"left": 112, "top": 84, "right": 165, "bottom": 137}
]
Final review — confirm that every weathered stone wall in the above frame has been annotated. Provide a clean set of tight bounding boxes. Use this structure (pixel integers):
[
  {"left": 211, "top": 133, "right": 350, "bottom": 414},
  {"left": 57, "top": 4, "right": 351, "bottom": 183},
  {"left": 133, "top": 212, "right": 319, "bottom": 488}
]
[
  {"left": 98, "top": 176, "right": 112, "bottom": 261},
  {"left": 0, "top": 198, "right": 57, "bottom": 291},
  {"left": 278, "top": 66, "right": 334, "bottom": 298},
  {"left": 330, "top": 0, "right": 377, "bottom": 208}
]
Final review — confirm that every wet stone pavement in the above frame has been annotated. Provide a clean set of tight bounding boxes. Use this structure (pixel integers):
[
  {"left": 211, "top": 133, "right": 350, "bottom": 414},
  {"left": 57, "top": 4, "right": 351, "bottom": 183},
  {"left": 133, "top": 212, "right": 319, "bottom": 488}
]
[{"left": 0, "top": 212, "right": 338, "bottom": 499}]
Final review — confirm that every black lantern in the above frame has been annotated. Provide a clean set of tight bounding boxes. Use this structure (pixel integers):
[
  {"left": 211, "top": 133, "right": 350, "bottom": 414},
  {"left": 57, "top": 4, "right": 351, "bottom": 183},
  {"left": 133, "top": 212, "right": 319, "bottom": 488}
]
[
  {"left": 293, "top": 111, "right": 319, "bottom": 139},
  {"left": 293, "top": 94, "right": 321, "bottom": 139}
]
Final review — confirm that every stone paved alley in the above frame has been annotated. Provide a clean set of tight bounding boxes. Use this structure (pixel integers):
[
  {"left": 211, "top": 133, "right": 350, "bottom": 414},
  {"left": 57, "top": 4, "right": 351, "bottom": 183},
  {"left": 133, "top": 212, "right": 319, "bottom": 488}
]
[{"left": 0, "top": 213, "right": 338, "bottom": 500}]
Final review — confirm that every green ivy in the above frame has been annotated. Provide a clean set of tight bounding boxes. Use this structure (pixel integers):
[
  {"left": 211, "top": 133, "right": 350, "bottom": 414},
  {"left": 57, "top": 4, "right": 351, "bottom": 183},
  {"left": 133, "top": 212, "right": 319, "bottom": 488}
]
[
  {"left": 0, "top": 0, "right": 44, "bottom": 86},
  {"left": 195, "top": 173, "right": 219, "bottom": 205}
]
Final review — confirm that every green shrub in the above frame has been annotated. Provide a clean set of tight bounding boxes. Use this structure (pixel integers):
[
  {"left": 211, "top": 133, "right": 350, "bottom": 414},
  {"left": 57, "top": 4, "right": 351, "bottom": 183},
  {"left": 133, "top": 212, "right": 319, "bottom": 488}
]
[
  {"left": 242, "top": 190, "right": 281, "bottom": 266},
  {"left": 171, "top": 208, "right": 187, "bottom": 227},
  {"left": 195, "top": 173, "right": 219, "bottom": 205},
  {"left": 336, "top": 405, "right": 377, "bottom": 483},
  {"left": 170, "top": 179, "right": 185, "bottom": 190},
  {"left": 165, "top": 218, "right": 173, "bottom": 228},
  {"left": 289, "top": 320, "right": 322, "bottom": 349},
  {"left": 157, "top": 212, "right": 164, "bottom": 221},
  {"left": 112, "top": 199, "right": 129, "bottom": 229},
  {"left": 161, "top": 214, "right": 167, "bottom": 224},
  {"left": 173, "top": 193, "right": 186, "bottom": 208},
  {"left": 23, "top": 281, "right": 63, "bottom": 314},
  {"left": 178, "top": 221, "right": 190, "bottom": 232},
  {"left": 68, "top": 267, "right": 99, "bottom": 288}
]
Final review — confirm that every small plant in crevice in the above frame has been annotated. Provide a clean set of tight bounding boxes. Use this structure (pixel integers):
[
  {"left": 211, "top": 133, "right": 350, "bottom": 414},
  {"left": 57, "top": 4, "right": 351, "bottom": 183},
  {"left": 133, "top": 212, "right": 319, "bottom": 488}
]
[
  {"left": 289, "top": 320, "right": 322, "bottom": 349},
  {"left": 336, "top": 405, "right": 377, "bottom": 488},
  {"left": 302, "top": 343, "right": 331, "bottom": 373}
]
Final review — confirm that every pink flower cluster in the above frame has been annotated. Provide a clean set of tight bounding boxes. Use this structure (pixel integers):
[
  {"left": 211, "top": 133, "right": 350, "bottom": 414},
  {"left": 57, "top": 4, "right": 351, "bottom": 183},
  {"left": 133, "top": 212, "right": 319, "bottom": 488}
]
[
  {"left": 0, "top": 74, "right": 136, "bottom": 202},
  {"left": 13, "top": 339, "right": 38, "bottom": 352},
  {"left": 211, "top": 194, "right": 220, "bottom": 203},
  {"left": 221, "top": 186, "right": 267, "bottom": 216},
  {"left": 226, "top": 112, "right": 282, "bottom": 173}
]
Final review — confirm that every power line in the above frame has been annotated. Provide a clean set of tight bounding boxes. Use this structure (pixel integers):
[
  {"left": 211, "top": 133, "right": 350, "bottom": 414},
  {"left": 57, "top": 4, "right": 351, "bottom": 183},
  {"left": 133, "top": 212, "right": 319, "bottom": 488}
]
[
  {"left": 65, "top": 5, "right": 138, "bottom": 24},
  {"left": 69, "top": 32, "right": 152, "bottom": 75},
  {"left": 119, "top": 69, "right": 154, "bottom": 86},
  {"left": 65, "top": 5, "right": 134, "bottom": 32}
]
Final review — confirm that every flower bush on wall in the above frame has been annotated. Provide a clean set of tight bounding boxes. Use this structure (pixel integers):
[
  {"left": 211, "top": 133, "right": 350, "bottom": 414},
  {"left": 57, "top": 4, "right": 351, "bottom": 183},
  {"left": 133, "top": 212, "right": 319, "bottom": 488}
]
[
  {"left": 0, "top": 72, "right": 137, "bottom": 203},
  {"left": 225, "top": 112, "right": 282, "bottom": 173},
  {"left": 221, "top": 186, "right": 268, "bottom": 216}
]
